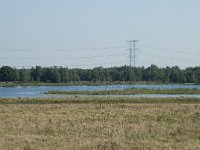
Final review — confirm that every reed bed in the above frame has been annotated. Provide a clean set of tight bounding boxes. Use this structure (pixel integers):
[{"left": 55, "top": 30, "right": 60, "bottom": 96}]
[{"left": 46, "top": 88, "right": 200, "bottom": 95}]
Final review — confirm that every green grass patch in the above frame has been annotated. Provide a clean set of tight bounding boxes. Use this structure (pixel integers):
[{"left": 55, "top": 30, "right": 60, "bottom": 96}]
[{"left": 45, "top": 88, "right": 200, "bottom": 95}]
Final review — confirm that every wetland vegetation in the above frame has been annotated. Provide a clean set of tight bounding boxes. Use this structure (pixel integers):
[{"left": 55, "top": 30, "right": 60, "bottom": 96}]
[
  {"left": 46, "top": 88, "right": 200, "bottom": 95},
  {"left": 0, "top": 97, "right": 200, "bottom": 149}
]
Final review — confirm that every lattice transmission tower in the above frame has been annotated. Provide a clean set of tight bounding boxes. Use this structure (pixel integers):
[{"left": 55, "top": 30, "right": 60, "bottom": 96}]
[{"left": 128, "top": 40, "right": 138, "bottom": 67}]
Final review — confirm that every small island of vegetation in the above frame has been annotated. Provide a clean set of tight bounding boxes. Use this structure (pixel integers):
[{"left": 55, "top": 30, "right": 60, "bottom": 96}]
[{"left": 45, "top": 88, "right": 200, "bottom": 95}]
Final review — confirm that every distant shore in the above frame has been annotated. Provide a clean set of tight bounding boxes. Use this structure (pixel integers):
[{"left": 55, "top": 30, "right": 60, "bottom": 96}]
[{"left": 0, "top": 81, "right": 197, "bottom": 87}]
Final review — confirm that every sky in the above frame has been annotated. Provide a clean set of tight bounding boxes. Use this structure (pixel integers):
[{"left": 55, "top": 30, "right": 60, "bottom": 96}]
[{"left": 0, "top": 0, "right": 200, "bottom": 69}]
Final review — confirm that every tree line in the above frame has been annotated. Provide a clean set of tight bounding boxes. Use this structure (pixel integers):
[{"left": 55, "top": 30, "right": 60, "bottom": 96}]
[{"left": 0, "top": 65, "right": 200, "bottom": 84}]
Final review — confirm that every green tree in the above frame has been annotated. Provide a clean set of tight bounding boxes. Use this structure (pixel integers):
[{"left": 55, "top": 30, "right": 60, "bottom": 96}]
[
  {"left": 0, "top": 66, "right": 17, "bottom": 82},
  {"left": 90, "top": 68, "right": 99, "bottom": 82},
  {"left": 185, "top": 67, "right": 197, "bottom": 83},
  {"left": 70, "top": 70, "right": 80, "bottom": 82},
  {"left": 170, "top": 66, "right": 186, "bottom": 83},
  {"left": 30, "top": 66, "right": 42, "bottom": 82},
  {"left": 59, "top": 68, "right": 70, "bottom": 82},
  {"left": 41, "top": 67, "right": 61, "bottom": 83},
  {"left": 19, "top": 69, "right": 31, "bottom": 82},
  {"left": 144, "top": 65, "right": 160, "bottom": 82}
]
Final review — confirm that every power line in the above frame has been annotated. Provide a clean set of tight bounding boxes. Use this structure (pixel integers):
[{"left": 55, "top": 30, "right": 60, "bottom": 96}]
[
  {"left": 10, "top": 60, "right": 128, "bottom": 69},
  {"left": 0, "top": 52, "right": 127, "bottom": 60},
  {"left": 0, "top": 45, "right": 128, "bottom": 52},
  {"left": 1, "top": 42, "right": 199, "bottom": 69},
  {"left": 72, "top": 60, "right": 128, "bottom": 68},
  {"left": 141, "top": 46, "right": 200, "bottom": 55},
  {"left": 140, "top": 51, "right": 199, "bottom": 62}
]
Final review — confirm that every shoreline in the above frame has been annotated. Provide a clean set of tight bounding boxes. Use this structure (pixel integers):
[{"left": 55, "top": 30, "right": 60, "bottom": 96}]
[{"left": 0, "top": 81, "right": 198, "bottom": 87}]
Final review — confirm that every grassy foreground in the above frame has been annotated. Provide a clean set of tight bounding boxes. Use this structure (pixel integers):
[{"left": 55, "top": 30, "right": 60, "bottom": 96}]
[
  {"left": 46, "top": 88, "right": 200, "bottom": 95},
  {"left": 0, "top": 97, "right": 200, "bottom": 149}
]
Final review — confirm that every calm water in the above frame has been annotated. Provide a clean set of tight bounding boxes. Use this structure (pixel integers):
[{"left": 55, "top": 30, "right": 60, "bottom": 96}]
[{"left": 1, "top": 84, "right": 200, "bottom": 98}]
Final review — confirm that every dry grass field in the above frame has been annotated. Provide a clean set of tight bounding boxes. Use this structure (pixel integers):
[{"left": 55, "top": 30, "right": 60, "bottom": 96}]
[{"left": 0, "top": 97, "right": 200, "bottom": 149}]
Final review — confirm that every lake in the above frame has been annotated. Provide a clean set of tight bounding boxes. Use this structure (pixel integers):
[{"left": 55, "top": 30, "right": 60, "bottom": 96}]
[{"left": 1, "top": 84, "right": 200, "bottom": 98}]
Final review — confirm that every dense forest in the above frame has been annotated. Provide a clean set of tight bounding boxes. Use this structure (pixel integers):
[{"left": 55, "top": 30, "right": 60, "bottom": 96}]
[{"left": 0, "top": 65, "right": 200, "bottom": 84}]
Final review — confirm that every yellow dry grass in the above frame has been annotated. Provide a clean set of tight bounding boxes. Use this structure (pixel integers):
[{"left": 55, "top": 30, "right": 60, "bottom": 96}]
[{"left": 0, "top": 99, "right": 200, "bottom": 149}]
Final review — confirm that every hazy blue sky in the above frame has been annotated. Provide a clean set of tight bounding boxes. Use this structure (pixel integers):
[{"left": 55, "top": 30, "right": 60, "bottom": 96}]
[{"left": 0, "top": 0, "right": 200, "bottom": 68}]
